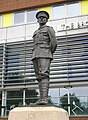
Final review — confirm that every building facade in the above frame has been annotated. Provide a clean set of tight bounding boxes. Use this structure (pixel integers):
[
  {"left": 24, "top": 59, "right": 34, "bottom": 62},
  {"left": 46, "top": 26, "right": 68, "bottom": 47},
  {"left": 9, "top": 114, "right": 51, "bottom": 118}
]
[{"left": 0, "top": 0, "right": 88, "bottom": 117}]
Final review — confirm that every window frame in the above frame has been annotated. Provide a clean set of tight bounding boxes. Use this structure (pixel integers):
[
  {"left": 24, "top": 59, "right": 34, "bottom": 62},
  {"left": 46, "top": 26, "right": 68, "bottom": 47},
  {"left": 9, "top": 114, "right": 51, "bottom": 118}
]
[
  {"left": 0, "top": 15, "right": 2, "bottom": 28},
  {"left": 27, "top": 9, "right": 38, "bottom": 23},
  {"left": 13, "top": 9, "right": 39, "bottom": 26},
  {"left": 66, "top": 2, "right": 81, "bottom": 18},
  {"left": 14, "top": 11, "right": 26, "bottom": 25},
  {"left": 52, "top": 4, "right": 66, "bottom": 19},
  {"left": 52, "top": 2, "right": 81, "bottom": 20}
]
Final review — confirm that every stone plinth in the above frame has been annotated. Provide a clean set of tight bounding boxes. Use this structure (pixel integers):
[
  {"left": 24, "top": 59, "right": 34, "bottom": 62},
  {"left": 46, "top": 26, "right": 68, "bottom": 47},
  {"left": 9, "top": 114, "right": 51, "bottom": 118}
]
[{"left": 8, "top": 106, "right": 69, "bottom": 120}]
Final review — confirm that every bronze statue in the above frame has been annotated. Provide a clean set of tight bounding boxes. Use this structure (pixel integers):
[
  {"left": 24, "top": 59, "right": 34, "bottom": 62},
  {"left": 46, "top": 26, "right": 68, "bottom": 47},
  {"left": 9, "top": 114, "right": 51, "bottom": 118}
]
[{"left": 32, "top": 11, "right": 57, "bottom": 105}]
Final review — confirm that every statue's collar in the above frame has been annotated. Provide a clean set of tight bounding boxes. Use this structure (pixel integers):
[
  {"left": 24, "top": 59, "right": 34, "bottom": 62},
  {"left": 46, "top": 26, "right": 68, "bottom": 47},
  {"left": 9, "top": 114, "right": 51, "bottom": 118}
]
[{"left": 39, "top": 24, "right": 47, "bottom": 29}]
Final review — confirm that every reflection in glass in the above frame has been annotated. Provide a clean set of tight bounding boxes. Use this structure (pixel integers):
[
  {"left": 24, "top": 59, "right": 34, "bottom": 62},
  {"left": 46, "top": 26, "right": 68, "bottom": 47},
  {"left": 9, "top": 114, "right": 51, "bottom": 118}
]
[
  {"left": 27, "top": 9, "right": 38, "bottom": 23},
  {"left": 52, "top": 2, "right": 80, "bottom": 19},
  {"left": 67, "top": 2, "right": 80, "bottom": 17},
  {"left": 14, "top": 12, "right": 25, "bottom": 25},
  {"left": 52, "top": 5, "right": 65, "bottom": 19}
]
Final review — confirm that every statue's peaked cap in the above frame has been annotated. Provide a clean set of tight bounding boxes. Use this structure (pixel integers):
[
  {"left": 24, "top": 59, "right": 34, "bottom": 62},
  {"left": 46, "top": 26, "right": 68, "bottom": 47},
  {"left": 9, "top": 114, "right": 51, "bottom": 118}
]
[{"left": 36, "top": 11, "right": 49, "bottom": 19}]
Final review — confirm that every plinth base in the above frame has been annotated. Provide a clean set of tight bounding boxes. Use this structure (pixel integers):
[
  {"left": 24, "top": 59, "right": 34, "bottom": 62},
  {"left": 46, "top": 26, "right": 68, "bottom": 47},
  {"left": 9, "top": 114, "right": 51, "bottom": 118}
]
[{"left": 8, "top": 106, "right": 69, "bottom": 120}]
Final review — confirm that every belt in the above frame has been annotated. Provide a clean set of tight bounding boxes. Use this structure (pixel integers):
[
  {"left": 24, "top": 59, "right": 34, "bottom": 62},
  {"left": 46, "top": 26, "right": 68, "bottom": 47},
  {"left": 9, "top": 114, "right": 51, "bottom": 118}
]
[{"left": 34, "top": 41, "right": 49, "bottom": 46}]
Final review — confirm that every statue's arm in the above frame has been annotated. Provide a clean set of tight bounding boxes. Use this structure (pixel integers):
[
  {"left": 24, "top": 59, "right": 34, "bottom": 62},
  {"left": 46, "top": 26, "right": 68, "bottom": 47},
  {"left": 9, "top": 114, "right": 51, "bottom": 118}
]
[{"left": 48, "top": 27, "right": 57, "bottom": 53}]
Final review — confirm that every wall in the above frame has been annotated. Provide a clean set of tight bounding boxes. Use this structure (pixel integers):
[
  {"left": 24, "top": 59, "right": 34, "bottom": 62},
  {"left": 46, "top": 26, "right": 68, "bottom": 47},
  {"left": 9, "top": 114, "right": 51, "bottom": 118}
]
[
  {"left": 81, "top": 0, "right": 88, "bottom": 15},
  {"left": 69, "top": 117, "right": 88, "bottom": 120},
  {"left": 0, "top": 118, "right": 7, "bottom": 120},
  {"left": 1, "top": 0, "right": 88, "bottom": 27},
  {"left": 0, "top": 0, "right": 76, "bottom": 14}
]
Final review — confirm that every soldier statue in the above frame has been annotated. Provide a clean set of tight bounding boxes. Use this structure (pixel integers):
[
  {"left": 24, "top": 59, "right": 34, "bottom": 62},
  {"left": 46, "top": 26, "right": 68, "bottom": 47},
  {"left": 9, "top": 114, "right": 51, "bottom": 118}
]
[{"left": 32, "top": 11, "right": 57, "bottom": 105}]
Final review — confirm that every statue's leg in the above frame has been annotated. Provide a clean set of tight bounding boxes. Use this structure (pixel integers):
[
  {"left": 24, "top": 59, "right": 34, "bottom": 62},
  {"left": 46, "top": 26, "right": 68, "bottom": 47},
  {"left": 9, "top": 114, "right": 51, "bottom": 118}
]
[
  {"left": 32, "top": 58, "right": 39, "bottom": 80},
  {"left": 35, "top": 58, "right": 51, "bottom": 105}
]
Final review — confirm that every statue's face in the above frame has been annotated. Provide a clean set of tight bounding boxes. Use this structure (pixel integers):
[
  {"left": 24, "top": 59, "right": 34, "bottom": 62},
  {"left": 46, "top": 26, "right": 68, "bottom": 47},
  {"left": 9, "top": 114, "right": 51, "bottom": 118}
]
[{"left": 38, "top": 16, "right": 48, "bottom": 25}]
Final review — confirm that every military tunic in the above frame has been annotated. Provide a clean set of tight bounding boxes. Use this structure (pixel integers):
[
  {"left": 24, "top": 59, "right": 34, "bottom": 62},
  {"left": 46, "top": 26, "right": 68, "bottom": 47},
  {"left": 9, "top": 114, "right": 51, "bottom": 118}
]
[
  {"left": 32, "top": 25, "right": 57, "bottom": 60},
  {"left": 32, "top": 25, "right": 57, "bottom": 81}
]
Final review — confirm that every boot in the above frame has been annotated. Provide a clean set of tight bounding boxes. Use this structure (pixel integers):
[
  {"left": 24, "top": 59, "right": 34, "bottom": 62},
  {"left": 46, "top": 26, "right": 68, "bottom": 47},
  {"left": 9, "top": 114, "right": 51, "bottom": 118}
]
[
  {"left": 34, "top": 81, "right": 42, "bottom": 105},
  {"left": 35, "top": 78, "right": 49, "bottom": 105}
]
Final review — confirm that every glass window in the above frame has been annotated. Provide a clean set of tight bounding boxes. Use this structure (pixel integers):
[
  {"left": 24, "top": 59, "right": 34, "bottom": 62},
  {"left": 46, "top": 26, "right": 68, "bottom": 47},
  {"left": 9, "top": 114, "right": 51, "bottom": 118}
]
[
  {"left": 52, "top": 5, "right": 65, "bottom": 19},
  {"left": 7, "top": 90, "right": 23, "bottom": 115},
  {"left": 0, "top": 16, "right": 2, "bottom": 27},
  {"left": 67, "top": 2, "right": 80, "bottom": 17},
  {"left": 52, "top": 2, "right": 80, "bottom": 20},
  {"left": 14, "top": 11, "right": 25, "bottom": 25},
  {"left": 27, "top": 9, "right": 38, "bottom": 23},
  {"left": 49, "top": 88, "right": 60, "bottom": 106},
  {"left": 60, "top": 87, "right": 88, "bottom": 116}
]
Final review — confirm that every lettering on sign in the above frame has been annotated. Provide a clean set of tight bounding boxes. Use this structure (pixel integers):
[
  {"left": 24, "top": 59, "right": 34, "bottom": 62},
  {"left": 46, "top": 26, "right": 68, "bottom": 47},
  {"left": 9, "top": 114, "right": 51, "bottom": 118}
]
[{"left": 58, "top": 21, "right": 88, "bottom": 31}]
